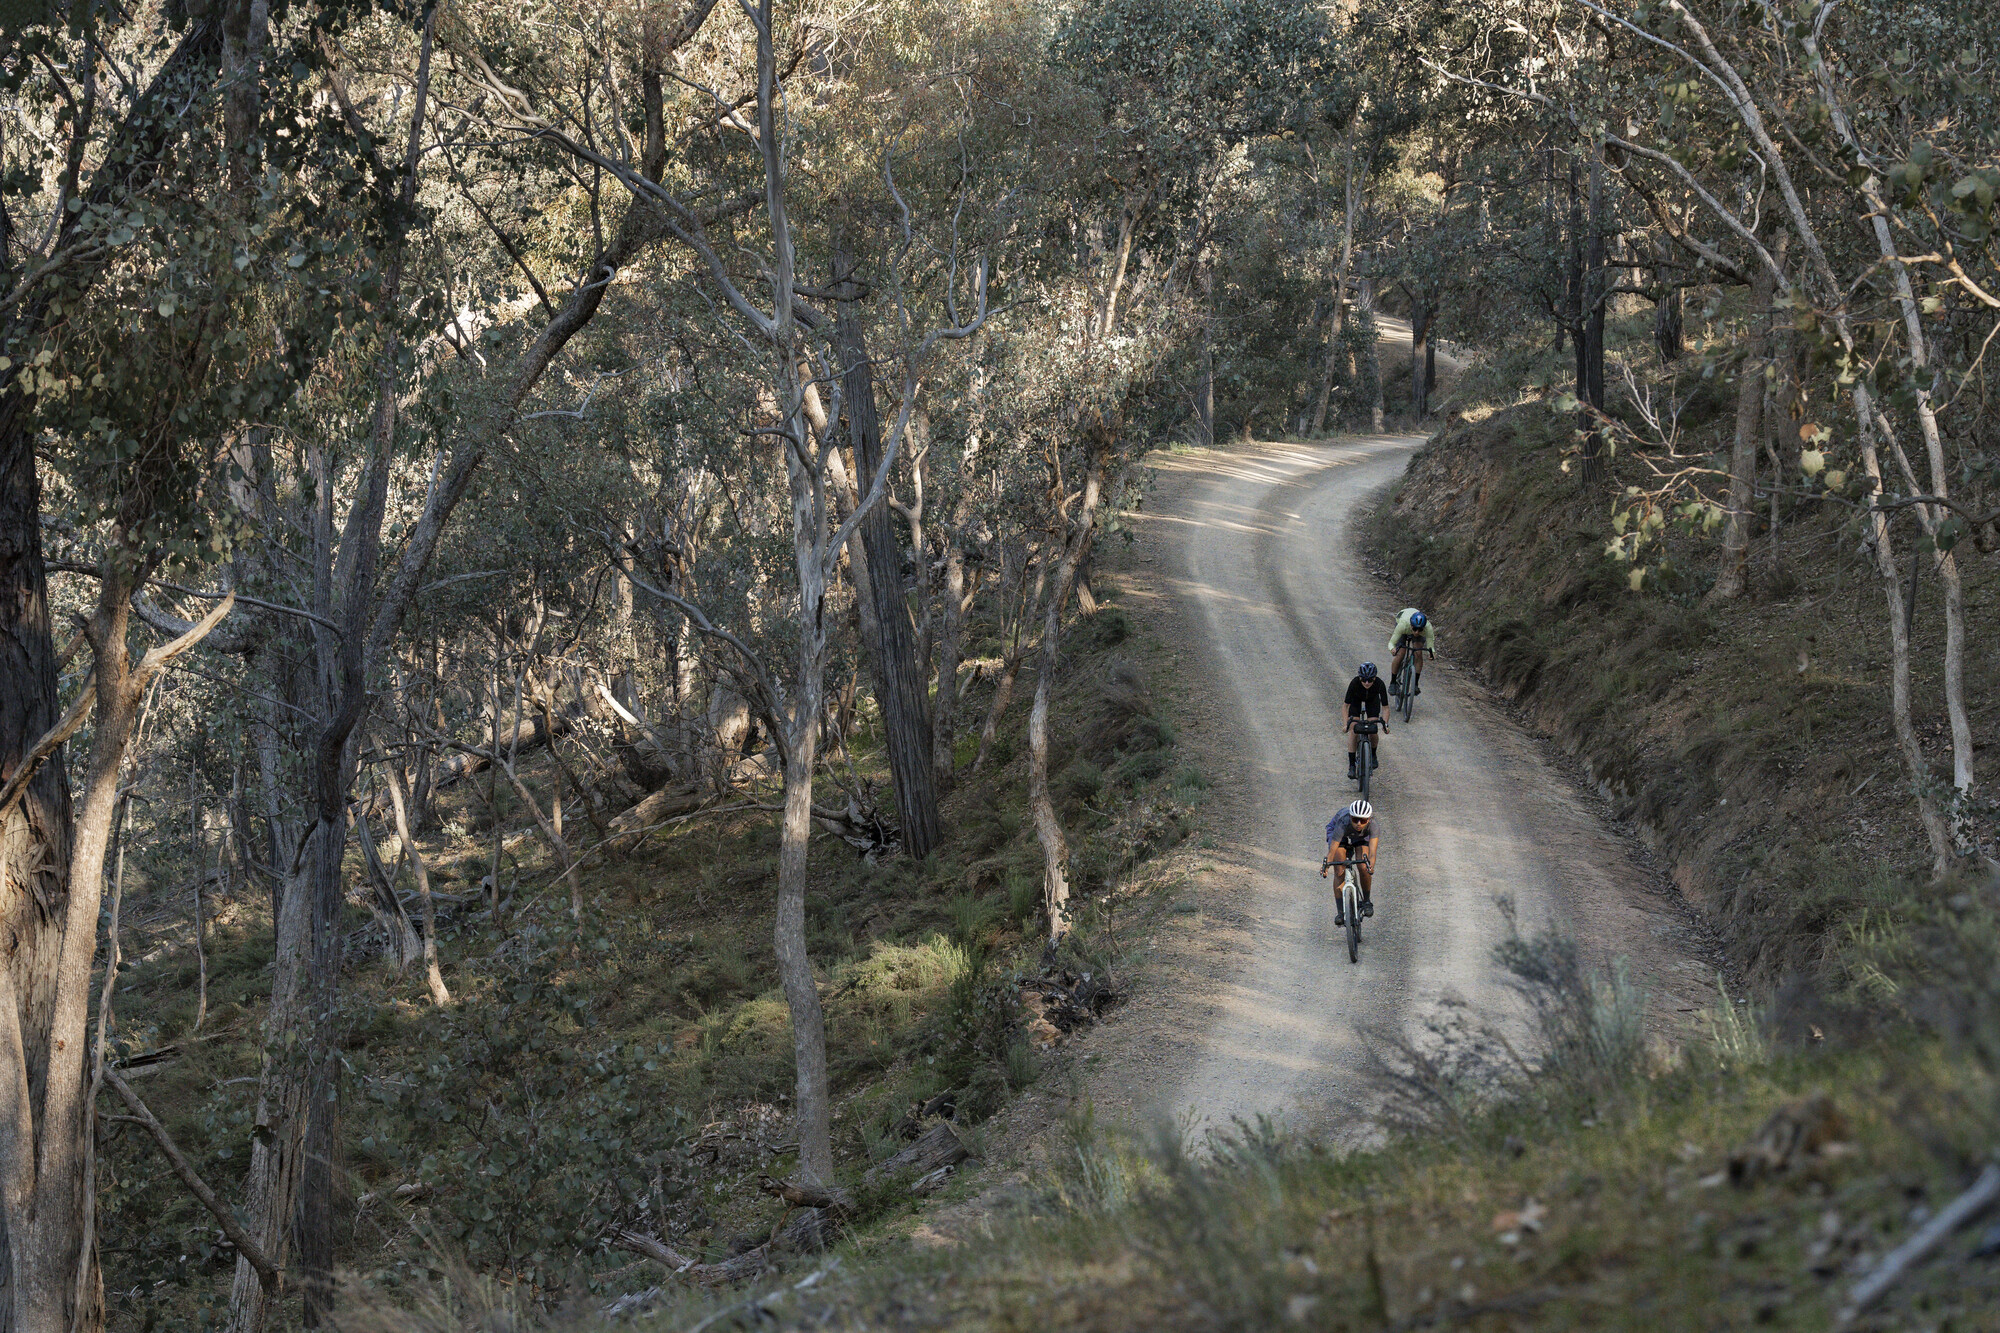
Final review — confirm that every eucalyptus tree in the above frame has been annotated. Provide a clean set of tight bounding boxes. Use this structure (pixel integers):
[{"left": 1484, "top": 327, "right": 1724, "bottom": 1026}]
[
  {"left": 0, "top": 0, "right": 406, "bottom": 1323},
  {"left": 1421, "top": 0, "right": 2000, "bottom": 872}
]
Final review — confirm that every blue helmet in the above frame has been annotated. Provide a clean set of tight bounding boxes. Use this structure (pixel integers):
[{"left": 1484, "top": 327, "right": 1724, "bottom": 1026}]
[
  {"left": 1409, "top": 611, "right": 1428, "bottom": 630},
  {"left": 1358, "top": 662, "right": 1377, "bottom": 680}
]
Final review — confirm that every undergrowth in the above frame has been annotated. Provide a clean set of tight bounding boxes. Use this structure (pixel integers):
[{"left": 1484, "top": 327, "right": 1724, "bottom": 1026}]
[
  {"left": 1366, "top": 328, "right": 1999, "bottom": 986},
  {"left": 341, "top": 871, "right": 2000, "bottom": 1332},
  {"left": 97, "top": 591, "right": 1200, "bottom": 1329}
]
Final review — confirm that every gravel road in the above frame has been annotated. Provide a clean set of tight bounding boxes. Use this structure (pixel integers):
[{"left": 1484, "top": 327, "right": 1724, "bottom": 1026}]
[{"left": 1075, "top": 433, "right": 1714, "bottom": 1145}]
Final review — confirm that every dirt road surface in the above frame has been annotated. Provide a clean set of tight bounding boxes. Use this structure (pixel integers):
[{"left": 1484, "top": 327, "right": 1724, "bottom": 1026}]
[
  {"left": 1074, "top": 433, "right": 1714, "bottom": 1144},
  {"left": 909, "top": 430, "right": 1715, "bottom": 1242}
]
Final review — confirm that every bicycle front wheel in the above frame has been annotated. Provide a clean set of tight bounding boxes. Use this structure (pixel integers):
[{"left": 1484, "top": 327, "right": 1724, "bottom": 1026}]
[
  {"left": 1399, "top": 662, "right": 1416, "bottom": 721},
  {"left": 1358, "top": 738, "right": 1373, "bottom": 800},
  {"left": 1345, "top": 879, "right": 1361, "bottom": 963}
]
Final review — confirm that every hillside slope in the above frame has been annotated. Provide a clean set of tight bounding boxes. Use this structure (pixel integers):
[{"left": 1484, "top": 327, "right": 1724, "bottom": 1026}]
[{"left": 1370, "top": 399, "right": 1998, "bottom": 990}]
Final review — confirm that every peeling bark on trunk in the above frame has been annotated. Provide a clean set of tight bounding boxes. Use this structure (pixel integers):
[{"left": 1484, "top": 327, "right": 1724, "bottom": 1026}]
[
  {"left": 834, "top": 301, "right": 939, "bottom": 858},
  {"left": 0, "top": 563, "right": 231, "bottom": 1333}
]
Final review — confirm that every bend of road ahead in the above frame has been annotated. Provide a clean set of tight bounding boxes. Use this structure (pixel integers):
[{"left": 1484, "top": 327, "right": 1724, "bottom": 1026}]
[{"left": 1080, "top": 433, "right": 1714, "bottom": 1145}]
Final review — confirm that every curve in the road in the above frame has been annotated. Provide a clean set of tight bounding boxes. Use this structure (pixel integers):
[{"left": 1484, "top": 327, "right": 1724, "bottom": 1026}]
[{"left": 1088, "top": 434, "right": 1705, "bottom": 1144}]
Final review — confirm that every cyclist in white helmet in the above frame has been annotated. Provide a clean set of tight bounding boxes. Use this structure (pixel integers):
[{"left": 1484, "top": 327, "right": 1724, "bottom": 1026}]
[{"left": 1321, "top": 799, "right": 1377, "bottom": 924}]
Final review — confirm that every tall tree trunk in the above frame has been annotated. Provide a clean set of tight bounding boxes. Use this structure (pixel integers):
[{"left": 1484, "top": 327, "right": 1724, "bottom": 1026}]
[
  {"left": 1096, "top": 183, "right": 1150, "bottom": 339},
  {"left": 1577, "top": 141, "right": 1608, "bottom": 486},
  {"left": 381, "top": 761, "right": 449, "bottom": 1005},
  {"left": 1359, "top": 277, "right": 1384, "bottom": 433},
  {"left": 1791, "top": 31, "right": 1978, "bottom": 854},
  {"left": 1311, "top": 127, "right": 1359, "bottom": 436},
  {"left": 0, "top": 560, "right": 232, "bottom": 1333},
  {"left": 1653, "top": 238, "right": 1684, "bottom": 363},
  {"left": 0, "top": 396, "right": 76, "bottom": 1333},
  {"left": 1859, "top": 206, "right": 1977, "bottom": 850},
  {"left": 1565, "top": 151, "right": 1584, "bottom": 386},
  {"left": 1409, "top": 298, "right": 1432, "bottom": 421},
  {"left": 1028, "top": 427, "right": 1112, "bottom": 942},
  {"left": 930, "top": 408, "right": 983, "bottom": 792},
  {"left": 1196, "top": 264, "right": 1216, "bottom": 446},
  {"left": 810, "top": 384, "right": 885, "bottom": 695},
  {"left": 835, "top": 300, "right": 940, "bottom": 859},
  {"left": 1851, "top": 403, "right": 1955, "bottom": 863},
  {"left": 931, "top": 539, "right": 972, "bottom": 789},
  {"left": 1710, "top": 256, "right": 1776, "bottom": 602}
]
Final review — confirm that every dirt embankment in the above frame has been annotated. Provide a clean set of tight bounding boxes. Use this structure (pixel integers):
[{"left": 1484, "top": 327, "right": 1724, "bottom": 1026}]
[{"left": 1369, "top": 402, "right": 2000, "bottom": 987}]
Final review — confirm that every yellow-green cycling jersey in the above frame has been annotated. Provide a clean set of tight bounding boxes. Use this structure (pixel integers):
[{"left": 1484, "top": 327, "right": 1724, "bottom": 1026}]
[{"left": 1387, "top": 608, "right": 1436, "bottom": 653}]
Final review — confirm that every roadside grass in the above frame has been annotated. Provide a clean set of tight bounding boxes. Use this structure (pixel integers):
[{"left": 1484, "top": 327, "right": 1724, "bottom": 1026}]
[
  {"left": 334, "top": 870, "right": 2000, "bottom": 1333},
  {"left": 97, "top": 590, "right": 1203, "bottom": 1328}
]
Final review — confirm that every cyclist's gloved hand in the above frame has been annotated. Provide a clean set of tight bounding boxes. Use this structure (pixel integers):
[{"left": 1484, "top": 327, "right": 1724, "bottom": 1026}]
[{"left": 1320, "top": 861, "right": 1330, "bottom": 878}]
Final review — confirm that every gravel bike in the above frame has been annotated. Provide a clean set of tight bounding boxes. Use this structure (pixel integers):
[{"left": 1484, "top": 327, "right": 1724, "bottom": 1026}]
[
  {"left": 1349, "top": 714, "right": 1385, "bottom": 801},
  {"left": 1390, "top": 647, "right": 1418, "bottom": 723},
  {"left": 1324, "top": 854, "right": 1367, "bottom": 963}
]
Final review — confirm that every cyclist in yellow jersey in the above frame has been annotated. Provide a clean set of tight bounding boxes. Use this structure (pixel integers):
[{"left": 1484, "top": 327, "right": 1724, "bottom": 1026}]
[{"left": 1387, "top": 608, "right": 1436, "bottom": 697}]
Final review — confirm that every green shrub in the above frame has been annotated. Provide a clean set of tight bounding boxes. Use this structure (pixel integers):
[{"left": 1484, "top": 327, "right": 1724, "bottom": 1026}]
[
  {"left": 1113, "top": 748, "right": 1171, "bottom": 786},
  {"left": 1006, "top": 868, "right": 1042, "bottom": 926},
  {"left": 1062, "top": 761, "right": 1107, "bottom": 803}
]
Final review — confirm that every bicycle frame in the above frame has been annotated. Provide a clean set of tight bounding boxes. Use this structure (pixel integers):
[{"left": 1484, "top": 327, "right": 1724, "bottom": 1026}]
[
  {"left": 1350, "top": 714, "right": 1383, "bottom": 798},
  {"left": 1325, "top": 854, "right": 1366, "bottom": 962}
]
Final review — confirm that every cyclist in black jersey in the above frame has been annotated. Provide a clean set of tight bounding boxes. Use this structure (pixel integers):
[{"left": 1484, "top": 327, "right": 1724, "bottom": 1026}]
[{"left": 1343, "top": 663, "right": 1389, "bottom": 780}]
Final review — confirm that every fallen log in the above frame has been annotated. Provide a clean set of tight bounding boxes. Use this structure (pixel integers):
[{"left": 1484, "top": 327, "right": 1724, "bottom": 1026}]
[
  {"left": 604, "top": 784, "right": 704, "bottom": 852},
  {"left": 607, "top": 1203, "right": 839, "bottom": 1288},
  {"left": 607, "top": 1228, "right": 774, "bottom": 1287},
  {"left": 1844, "top": 1161, "right": 2000, "bottom": 1319},
  {"left": 889, "top": 1090, "right": 957, "bottom": 1141},
  {"left": 863, "top": 1119, "right": 970, "bottom": 1187}
]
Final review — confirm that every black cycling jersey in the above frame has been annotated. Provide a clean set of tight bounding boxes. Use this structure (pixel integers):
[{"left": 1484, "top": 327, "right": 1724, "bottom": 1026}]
[{"left": 1345, "top": 676, "right": 1388, "bottom": 718}]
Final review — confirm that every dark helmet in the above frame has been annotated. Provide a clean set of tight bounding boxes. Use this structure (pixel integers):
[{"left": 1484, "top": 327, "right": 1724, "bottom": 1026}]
[
  {"left": 1409, "top": 611, "right": 1428, "bottom": 630},
  {"left": 1358, "top": 662, "right": 1378, "bottom": 680}
]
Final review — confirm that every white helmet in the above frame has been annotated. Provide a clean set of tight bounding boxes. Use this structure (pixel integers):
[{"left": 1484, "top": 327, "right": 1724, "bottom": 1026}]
[{"left": 1348, "top": 799, "right": 1373, "bottom": 819}]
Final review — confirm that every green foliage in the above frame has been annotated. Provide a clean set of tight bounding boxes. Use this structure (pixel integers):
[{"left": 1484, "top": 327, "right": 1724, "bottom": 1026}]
[
  {"left": 1061, "top": 759, "right": 1106, "bottom": 804},
  {"left": 358, "top": 919, "right": 691, "bottom": 1294}
]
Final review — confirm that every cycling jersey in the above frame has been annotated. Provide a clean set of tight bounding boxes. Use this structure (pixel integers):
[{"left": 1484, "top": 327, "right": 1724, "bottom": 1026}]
[
  {"left": 1387, "top": 608, "right": 1437, "bottom": 652},
  {"left": 1325, "top": 810, "right": 1377, "bottom": 850},
  {"left": 1345, "top": 676, "right": 1388, "bottom": 718}
]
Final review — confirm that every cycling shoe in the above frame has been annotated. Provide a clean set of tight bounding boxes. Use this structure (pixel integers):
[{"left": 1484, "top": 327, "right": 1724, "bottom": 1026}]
[{"left": 1361, "top": 899, "right": 1374, "bottom": 919}]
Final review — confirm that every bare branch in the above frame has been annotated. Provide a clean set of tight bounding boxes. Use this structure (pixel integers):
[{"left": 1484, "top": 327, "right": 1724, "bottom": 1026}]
[{"left": 105, "top": 1068, "right": 278, "bottom": 1289}]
